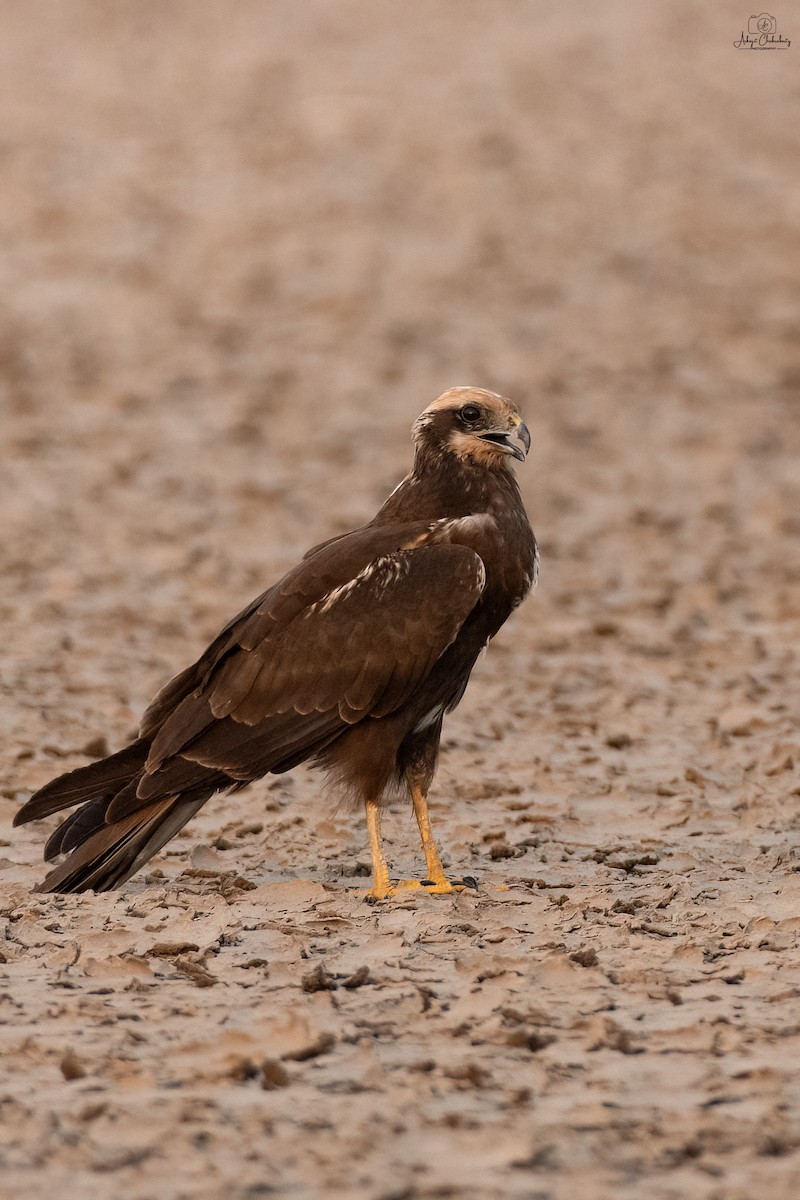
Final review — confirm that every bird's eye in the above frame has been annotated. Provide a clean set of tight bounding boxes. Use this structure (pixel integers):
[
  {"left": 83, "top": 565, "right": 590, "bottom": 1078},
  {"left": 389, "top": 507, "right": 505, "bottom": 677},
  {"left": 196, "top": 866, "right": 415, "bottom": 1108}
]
[{"left": 459, "top": 404, "right": 482, "bottom": 424}]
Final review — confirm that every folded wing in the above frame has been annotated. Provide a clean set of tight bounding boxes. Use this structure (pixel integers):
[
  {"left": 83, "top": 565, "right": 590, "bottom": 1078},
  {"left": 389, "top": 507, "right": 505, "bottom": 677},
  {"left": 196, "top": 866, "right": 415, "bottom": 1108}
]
[{"left": 131, "top": 542, "right": 486, "bottom": 809}]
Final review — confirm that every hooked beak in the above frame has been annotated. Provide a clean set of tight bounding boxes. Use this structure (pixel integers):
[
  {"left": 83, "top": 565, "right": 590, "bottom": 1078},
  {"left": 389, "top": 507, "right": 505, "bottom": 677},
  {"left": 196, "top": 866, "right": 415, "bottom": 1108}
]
[{"left": 477, "top": 422, "right": 531, "bottom": 462}]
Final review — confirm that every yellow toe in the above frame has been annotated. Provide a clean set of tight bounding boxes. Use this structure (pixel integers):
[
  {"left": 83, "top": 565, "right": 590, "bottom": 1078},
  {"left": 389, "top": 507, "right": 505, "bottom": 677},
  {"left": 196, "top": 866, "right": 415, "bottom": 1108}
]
[{"left": 366, "top": 876, "right": 477, "bottom": 899}]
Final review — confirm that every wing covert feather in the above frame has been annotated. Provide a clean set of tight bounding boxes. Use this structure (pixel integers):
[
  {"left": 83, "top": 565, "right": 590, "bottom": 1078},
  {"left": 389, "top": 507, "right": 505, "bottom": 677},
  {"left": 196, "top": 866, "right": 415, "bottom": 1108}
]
[
  {"left": 144, "top": 541, "right": 485, "bottom": 782},
  {"left": 222, "top": 544, "right": 485, "bottom": 724}
]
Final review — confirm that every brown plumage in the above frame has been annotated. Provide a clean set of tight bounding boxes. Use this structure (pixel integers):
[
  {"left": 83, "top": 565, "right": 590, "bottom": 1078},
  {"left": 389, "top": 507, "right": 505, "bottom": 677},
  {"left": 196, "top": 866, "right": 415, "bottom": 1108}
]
[{"left": 15, "top": 387, "right": 538, "bottom": 897}]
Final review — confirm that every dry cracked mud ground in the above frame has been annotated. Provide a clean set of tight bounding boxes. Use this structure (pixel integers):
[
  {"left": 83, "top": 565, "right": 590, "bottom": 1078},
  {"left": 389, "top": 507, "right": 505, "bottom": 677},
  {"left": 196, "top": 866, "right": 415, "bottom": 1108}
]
[{"left": 1, "top": 4, "right": 799, "bottom": 1199}]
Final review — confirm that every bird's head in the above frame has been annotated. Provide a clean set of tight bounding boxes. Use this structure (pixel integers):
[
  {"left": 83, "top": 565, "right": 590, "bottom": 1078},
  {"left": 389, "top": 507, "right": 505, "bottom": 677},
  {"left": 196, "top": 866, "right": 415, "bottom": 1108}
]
[{"left": 412, "top": 387, "right": 531, "bottom": 470}]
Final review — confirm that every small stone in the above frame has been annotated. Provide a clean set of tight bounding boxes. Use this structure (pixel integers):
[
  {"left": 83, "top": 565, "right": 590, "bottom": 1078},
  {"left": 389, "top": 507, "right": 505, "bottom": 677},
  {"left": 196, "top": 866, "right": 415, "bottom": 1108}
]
[
  {"left": 220, "top": 874, "right": 257, "bottom": 894},
  {"left": 408, "top": 1058, "right": 436, "bottom": 1072},
  {"left": 506, "top": 1029, "right": 555, "bottom": 1052},
  {"left": 489, "top": 841, "right": 515, "bottom": 860},
  {"left": 81, "top": 735, "right": 109, "bottom": 759},
  {"left": 79, "top": 1102, "right": 106, "bottom": 1121},
  {"left": 173, "top": 956, "right": 217, "bottom": 987},
  {"left": 342, "top": 965, "right": 371, "bottom": 989},
  {"left": 443, "top": 1062, "right": 492, "bottom": 1089},
  {"left": 570, "top": 947, "right": 599, "bottom": 967},
  {"left": 606, "top": 732, "right": 633, "bottom": 750},
  {"left": 282, "top": 1032, "right": 336, "bottom": 1062},
  {"left": 228, "top": 1057, "right": 259, "bottom": 1082},
  {"left": 235, "top": 822, "right": 264, "bottom": 837},
  {"left": 261, "top": 1059, "right": 290, "bottom": 1089},
  {"left": 301, "top": 963, "right": 338, "bottom": 993},
  {"left": 60, "top": 1049, "right": 86, "bottom": 1081},
  {"left": 341, "top": 861, "right": 371, "bottom": 878},
  {"left": 148, "top": 941, "right": 200, "bottom": 957},
  {"left": 589, "top": 1017, "right": 642, "bottom": 1054}
]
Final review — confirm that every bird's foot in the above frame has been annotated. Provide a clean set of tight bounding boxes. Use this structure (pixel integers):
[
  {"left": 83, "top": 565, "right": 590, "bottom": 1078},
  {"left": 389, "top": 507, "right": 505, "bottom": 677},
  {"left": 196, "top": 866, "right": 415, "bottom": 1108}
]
[
  {"left": 411, "top": 875, "right": 479, "bottom": 896},
  {"left": 368, "top": 875, "right": 477, "bottom": 900}
]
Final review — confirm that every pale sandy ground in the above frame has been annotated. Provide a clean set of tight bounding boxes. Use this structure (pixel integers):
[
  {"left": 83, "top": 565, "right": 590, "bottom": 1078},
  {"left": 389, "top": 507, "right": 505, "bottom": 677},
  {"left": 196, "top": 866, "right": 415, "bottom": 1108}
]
[{"left": 1, "top": 4, "right": 799, "bottom": 1198}]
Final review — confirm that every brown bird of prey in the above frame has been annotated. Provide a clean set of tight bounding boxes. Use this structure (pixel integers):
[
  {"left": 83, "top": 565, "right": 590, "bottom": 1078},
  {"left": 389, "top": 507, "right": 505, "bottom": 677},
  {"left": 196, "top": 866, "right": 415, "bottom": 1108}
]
[{"left": 15, "top": 387, "right": 537, "bottom": 898}]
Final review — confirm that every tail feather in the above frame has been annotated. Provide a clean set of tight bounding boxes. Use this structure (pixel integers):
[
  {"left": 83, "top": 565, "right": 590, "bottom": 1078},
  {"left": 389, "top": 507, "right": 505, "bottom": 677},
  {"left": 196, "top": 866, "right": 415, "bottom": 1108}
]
[
  {"left": 44, "top": 798, "right": 109, "bottom": 861},
  {"left": 14, "top": 739, "right": 150, "bottom": 826},
  {"left": 37, "top": 795, "right": 210, "bottom": 893},
  {"left": 16, "top": 736, "right": 223, "bottom": 893},
  {"left": 106, "top": 765, "right": 230, "bottom": 823}
]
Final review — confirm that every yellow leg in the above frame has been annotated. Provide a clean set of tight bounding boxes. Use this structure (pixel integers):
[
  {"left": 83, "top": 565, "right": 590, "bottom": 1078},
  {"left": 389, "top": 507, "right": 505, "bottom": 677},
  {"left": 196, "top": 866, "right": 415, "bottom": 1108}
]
[
  {"left": 366, "top": 798, "right": 392, "bottom": 900},
  {"left": 364, "top": 790, "right": 476, "bottom": 901},
  {"left": 411, "top": 782, "right": 448, "bottom": 885},
  {"left": 409, "top": 782, "right": 473, "bottom": 895}
]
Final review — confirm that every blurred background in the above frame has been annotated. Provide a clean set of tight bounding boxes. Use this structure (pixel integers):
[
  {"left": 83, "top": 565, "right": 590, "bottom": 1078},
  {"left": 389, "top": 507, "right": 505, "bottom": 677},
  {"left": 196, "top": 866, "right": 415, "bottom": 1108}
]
[{"left": 0, "top": 0, "right": 798, "bottom": 799}]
